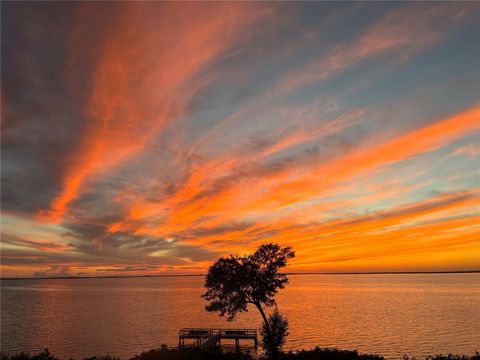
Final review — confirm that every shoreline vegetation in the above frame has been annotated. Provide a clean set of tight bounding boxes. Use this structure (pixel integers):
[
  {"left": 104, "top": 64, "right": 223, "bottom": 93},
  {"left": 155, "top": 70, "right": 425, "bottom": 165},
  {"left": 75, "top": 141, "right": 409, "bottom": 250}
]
[
  {"left": 2, "top": 347, "right": 479, "bottom": 360},
  {"left": 2, "top": 271, "right": 480, "bottom": 281}
]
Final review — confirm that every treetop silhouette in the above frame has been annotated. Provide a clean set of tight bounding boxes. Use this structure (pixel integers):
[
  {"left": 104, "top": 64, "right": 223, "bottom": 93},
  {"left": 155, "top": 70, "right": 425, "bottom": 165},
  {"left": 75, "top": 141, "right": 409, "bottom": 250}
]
[{"left": 202, "top": 243, "right": 295, "bottom": 357}]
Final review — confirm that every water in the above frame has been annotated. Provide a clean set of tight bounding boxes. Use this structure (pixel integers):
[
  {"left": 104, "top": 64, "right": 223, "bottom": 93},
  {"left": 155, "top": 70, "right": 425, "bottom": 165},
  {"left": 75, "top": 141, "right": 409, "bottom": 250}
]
[{"left": 1, "top": 274, "right": 479, "bottom": 359}]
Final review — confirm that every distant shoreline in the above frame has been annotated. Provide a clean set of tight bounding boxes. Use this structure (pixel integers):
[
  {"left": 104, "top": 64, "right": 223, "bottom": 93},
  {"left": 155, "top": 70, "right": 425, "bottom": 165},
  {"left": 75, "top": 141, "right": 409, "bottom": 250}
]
[{"left": 1, "top": 270, "right": 479, "bottom": 281}]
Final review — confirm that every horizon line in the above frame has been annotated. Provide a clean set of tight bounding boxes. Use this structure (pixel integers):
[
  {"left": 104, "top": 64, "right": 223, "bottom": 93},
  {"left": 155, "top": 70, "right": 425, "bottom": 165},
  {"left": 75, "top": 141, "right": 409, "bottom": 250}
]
[{"left": 1, "top": 270, "right": 479, "bottom": 281}]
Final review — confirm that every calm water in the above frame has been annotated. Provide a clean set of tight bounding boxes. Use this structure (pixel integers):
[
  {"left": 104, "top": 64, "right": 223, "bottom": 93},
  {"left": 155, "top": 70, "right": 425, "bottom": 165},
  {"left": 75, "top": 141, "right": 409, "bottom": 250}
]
[{"left": 1, "top": 274, "right": 479, "bottom": 359}]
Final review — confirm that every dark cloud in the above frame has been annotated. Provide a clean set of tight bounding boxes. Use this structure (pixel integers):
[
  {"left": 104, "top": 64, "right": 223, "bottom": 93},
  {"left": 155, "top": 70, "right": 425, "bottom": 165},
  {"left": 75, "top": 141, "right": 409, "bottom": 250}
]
[
  {"left": 1, "top": 232, "right": 67, "bottom": 251},
  {"left": 1, "top": 2, "right": 89, "bottom": 214},
  {"left": 1, "top": 255, "right": 55, "bottom": 266},
  {"left": 60, "top": 219, "right": 220, "bottom": 263},
  {"left": 1, "top": 2, "right": 136, "bottom": 216},
  {"left": 96, "top": 266, "right": 163, "bottom": 273},
  {"left": 33, "top": 265, "right": 73, "bottom": 278}
]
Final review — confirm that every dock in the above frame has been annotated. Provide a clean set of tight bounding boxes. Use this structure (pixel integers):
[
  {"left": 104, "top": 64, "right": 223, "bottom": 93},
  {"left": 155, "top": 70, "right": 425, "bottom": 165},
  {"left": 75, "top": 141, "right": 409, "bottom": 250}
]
[{"left": 179, "top": 328, "right": 258, "bottom": 350}]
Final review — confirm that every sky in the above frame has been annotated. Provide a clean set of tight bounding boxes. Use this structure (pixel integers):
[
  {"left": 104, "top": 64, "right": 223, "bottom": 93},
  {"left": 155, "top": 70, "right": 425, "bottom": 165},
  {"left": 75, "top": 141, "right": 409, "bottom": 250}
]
[{"left": 1, "top": 2, "right": 479, "bottom": 278}]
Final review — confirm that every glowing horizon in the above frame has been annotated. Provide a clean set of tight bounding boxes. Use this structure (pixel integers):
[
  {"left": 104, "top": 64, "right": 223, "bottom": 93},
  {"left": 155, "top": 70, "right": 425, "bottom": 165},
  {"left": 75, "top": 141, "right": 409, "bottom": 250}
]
[{"left": 2, "top": 2, "right": 479, "bottom": 278}]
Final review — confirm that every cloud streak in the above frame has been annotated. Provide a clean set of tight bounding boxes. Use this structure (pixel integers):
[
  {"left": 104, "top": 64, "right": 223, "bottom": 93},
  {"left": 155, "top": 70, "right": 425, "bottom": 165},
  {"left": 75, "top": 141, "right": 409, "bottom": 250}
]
[{"left": 38, "top": 2, "right": 274, "bottom": 222}]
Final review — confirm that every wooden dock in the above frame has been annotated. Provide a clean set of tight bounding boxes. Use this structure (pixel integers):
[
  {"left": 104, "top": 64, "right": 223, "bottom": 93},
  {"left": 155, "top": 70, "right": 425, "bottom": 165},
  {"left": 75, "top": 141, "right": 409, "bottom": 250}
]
[{"left": 179, "top": 328, "right": 258, "bottom": 350}]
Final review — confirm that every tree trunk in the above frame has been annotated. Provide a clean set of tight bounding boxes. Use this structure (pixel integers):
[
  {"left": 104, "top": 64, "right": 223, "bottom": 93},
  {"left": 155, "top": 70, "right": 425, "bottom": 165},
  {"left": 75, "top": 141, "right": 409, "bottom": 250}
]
[{"left": 254, "top": 302, "right": 271, "bottom": 337}]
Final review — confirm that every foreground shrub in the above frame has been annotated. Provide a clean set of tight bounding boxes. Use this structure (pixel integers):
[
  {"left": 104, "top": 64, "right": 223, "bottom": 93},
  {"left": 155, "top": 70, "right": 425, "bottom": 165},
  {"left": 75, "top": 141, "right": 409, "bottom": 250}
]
[
  {"left": 261, "top": 309, "right": 289, "bottom": 359},
  {"left": 1, "top": 353, "right": 32, "bottom": 360},
  {"left": 84, "top": 355, "right": 120, "bottom": 360},
  {"left": 277, "top": 348, "right": 384, "bottom": 360},
  {"left": 1, "top": 347, "right": 479, "bottom": 360},
  {"left": 403, "top": 353, "right": 480, "bottom": 360},
  {"left": 1, "top": 349, "right": 57, "bottom": 360},
  {"left": 129, "top": 347, "right": 254, "bottom": 360}
]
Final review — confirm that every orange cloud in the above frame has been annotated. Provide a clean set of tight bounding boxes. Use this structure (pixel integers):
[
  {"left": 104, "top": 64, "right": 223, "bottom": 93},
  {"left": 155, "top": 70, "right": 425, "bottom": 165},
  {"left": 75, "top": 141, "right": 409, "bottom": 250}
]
[
  {"left": 173, "top": 190, "right": 479, "bottom": 271},
  {"left": 106, "top": 107, "right": 367, "bottom": 235},
  {"left": 246, "top": 191, "right": 479, "bottom": 270},
  {"left": 105, "top": 104, "right": 479, "bottom": 248},
  {"left": 39, "top": 3, "right": 273, "bottom": 222},
  {"left": 261, "top": 104, "right": 480, "bottom": 211}
]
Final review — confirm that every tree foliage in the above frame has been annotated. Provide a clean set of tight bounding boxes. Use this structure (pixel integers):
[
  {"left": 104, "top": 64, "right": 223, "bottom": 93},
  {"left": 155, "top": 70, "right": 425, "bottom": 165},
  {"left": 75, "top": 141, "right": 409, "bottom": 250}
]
[{"left": 202, "top": 243, "right": 295, "bottom": 321}]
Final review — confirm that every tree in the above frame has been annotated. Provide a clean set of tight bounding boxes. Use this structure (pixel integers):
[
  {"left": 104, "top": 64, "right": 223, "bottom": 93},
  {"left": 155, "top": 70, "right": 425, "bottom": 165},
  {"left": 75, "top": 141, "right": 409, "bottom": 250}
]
[
  {"left": 202, "top": 243, "right": 295, "bottom": 354},
  {"left": 260, "top": 308, "right": 289, "bottom": 359}
]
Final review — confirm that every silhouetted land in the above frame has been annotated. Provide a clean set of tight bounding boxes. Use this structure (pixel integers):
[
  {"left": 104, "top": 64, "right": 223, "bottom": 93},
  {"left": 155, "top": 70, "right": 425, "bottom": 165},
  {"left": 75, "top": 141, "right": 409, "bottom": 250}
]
[{"left": 2, "top": 347, "right": 479, "bottom": 360}]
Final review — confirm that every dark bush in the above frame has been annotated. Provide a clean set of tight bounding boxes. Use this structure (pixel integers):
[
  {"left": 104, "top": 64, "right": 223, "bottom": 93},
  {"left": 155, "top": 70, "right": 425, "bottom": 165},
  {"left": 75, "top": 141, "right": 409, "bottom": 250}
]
[
  {"left": 129, "top": 347, "right": 254, "bottom": 360},
  {"left": 84, "top": 355, "right": 120, "bottom": 360},
  {"left": 403, "top": 353, "right": 480, "bottom": 360},
  {"left": 1, "top": 347, "right": 479, "bottom": 360},
  {"left": 1, "top": 352, "right": 32, "bottom": 360},
  {"left": 1, "top": 349, "right": 57, "bottom": 360},
  {"left": 260, "top": 309, "right": 289, "bottom": 359},
  {"left": 276, "top": 348, "right": 384, "bottom": 360}
]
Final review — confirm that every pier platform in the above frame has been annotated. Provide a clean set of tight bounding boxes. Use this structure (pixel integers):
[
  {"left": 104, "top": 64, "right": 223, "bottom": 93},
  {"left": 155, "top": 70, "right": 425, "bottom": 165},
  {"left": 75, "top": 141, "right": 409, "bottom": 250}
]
[{"left": 178, "top": 328, "right": 257, "bottom": 350}]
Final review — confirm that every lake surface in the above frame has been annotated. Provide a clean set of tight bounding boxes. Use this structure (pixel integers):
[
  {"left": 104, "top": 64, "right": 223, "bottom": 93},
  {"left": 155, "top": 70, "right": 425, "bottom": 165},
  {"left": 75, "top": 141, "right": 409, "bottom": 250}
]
[{"left": 1, "top": 274, "right": 479, "bottom": 359}]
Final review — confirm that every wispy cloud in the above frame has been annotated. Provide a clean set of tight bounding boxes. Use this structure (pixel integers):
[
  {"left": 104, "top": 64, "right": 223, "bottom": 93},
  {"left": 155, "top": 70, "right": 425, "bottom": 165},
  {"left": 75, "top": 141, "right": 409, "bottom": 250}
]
[{"left": 37, "top": 2, "right": 274, "bottom": 222}]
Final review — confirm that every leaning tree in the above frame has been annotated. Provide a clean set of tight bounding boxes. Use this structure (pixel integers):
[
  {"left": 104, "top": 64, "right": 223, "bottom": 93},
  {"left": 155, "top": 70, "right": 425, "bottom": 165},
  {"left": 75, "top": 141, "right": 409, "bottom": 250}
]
[{"left": 202, "top": 243, "right": 295, "bottom": 355}]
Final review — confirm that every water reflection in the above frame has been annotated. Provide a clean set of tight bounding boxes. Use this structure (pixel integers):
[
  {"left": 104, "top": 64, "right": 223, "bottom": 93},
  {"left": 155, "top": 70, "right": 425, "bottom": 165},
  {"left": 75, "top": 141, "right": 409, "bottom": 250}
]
[{"left": 1, "top": 274, "right": 479, "bottom": 360}]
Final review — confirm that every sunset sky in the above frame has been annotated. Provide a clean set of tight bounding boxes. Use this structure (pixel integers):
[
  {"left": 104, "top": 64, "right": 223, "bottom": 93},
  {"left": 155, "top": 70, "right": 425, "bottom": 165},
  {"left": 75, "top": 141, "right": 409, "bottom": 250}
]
[{"left": 2, "top": 2, "right": 479, "bottom": 278}]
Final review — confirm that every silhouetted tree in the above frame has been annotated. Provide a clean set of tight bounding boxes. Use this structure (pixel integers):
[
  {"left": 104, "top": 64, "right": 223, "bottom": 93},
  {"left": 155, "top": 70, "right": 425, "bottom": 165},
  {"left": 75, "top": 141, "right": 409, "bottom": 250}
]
[
  {"left": 260, "top": 308, "right": 289, "bottom": 359},
  {"left": 202, "top": 243, "right": 295, "bottom": 355}
]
